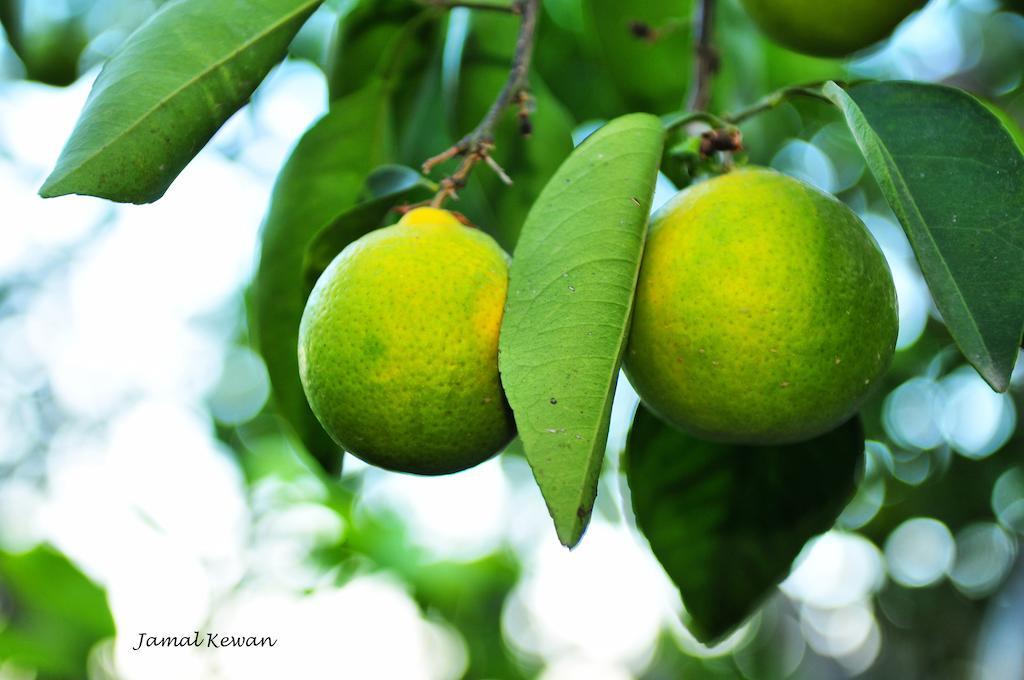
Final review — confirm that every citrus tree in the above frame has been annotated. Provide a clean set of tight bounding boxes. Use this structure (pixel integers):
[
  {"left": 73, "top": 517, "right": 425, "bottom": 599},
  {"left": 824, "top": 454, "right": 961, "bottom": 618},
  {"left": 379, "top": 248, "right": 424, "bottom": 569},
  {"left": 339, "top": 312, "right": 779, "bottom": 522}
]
[{"left": 34, "top": 0, "right": 1024, "bottom": 646}]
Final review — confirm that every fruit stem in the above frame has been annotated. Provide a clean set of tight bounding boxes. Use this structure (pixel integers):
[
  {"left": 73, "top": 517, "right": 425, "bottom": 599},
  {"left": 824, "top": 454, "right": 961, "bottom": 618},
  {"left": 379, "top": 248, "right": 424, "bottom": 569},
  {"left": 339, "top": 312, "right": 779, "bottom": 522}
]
[
  {"left": 685, "top": 0, "right": 718, "bottom": 113},
  {"left": 422, "top": 0, "right": 539, "bottom": 207}
]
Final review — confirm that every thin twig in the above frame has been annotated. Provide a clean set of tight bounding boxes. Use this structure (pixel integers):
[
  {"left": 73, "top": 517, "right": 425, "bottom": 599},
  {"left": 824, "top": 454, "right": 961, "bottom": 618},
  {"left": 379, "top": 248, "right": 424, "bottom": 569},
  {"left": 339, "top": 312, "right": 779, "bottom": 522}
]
[
  {"left": 685, "top": 0, "right": 718, "bottom": 112},
  {"left": 664, "top": 82, "right": 834, "bottom": 133},
  {"left": 422, "top": 0, "right": 539, "bottom": 207},
  {"left": 662, "top": 110, "right": 727, "bottom": 132},
  {"left": 724, "top": 84, "right": 833, "bottom": 124},
  {"left": 418, "top": 0, "right": 519, "bottom": 13}
]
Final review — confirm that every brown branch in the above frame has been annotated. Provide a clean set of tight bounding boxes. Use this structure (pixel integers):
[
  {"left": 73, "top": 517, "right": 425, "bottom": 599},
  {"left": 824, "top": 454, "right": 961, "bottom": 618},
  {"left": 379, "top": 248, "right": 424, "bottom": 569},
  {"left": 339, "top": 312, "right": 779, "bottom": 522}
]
[
  {"left": 422, "top": 0, "right": 539, "bottom": 207},
  {"left": 685, "top": 0, "right": 718, "bottom": 113}
]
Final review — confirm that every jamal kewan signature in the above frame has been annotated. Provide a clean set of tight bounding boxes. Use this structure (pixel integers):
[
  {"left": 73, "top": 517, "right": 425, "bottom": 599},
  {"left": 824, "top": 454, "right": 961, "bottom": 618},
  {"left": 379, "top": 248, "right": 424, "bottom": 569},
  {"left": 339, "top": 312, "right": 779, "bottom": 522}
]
[{"left": 132, "top": 632, "right": 278, "bottom": 651}]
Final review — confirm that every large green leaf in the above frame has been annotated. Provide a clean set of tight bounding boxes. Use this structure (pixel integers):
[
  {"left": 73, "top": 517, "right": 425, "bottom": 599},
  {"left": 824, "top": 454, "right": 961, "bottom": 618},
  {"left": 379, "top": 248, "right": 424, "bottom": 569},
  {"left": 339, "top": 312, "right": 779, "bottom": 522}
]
[
  {"left": 499, "top": 113, "right": 664, "bottom": 547},
  {"left": 250, "top": 80, "right": 392, "bottom": 475},
  {"left": 825, "top": 81, "right": 1024, "bottom": 391},
  {"left": 0, "top": 546, "right": 115, "bottom": 677},
  {"left": 40, "top": 0, "right": 323, "bottom": 204},
  {"left": 624, "top": 406, "right": 864, "bottom": 643}
]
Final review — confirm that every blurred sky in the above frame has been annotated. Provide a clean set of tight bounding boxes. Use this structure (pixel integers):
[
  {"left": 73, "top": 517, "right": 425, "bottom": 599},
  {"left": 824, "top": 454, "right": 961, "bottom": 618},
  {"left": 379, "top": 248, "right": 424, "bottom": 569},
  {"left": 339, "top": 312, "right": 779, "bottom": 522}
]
[{"left": 1, "top": 1, "right": 1024, "bottom": 679}]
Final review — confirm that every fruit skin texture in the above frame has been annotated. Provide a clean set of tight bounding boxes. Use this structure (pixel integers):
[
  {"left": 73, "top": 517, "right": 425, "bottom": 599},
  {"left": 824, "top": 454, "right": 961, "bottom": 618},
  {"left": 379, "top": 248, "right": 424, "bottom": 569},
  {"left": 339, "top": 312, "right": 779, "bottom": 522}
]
[
  {"left": 624, "top": 168, "right": 898, "bottom": 445},
  {"left": 740, "top": 0, "right": 925, "bottom": 58},
  {"left": 298, "top": 207, "right": 516, "bottom": 475}
]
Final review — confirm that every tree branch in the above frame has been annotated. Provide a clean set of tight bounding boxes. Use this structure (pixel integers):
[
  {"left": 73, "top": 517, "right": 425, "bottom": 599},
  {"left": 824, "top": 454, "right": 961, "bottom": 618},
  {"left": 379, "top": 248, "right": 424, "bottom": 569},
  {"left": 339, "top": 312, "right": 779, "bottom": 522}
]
[
  {"left": 685, "top": 0, "right": 717, "bottom": 113},
  {"left": 422, "top": 0, "right": 539, "bottom": 207},
  {"left": 725, "top": 84, "right": 834, "bottom": 124}
]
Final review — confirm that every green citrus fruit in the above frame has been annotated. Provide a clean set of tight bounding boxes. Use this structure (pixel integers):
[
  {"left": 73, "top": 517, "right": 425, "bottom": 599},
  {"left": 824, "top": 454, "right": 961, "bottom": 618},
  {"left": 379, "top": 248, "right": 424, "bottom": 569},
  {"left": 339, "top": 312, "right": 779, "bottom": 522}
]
[
  {"left": 740, "top": 0, "right": 925, "bottom": 57},
  {"left": 624, "top": 168, "right": 898, "bottom": 445},
  {"left": 298, "top": 207, "right": 516, "bottom": 475}
]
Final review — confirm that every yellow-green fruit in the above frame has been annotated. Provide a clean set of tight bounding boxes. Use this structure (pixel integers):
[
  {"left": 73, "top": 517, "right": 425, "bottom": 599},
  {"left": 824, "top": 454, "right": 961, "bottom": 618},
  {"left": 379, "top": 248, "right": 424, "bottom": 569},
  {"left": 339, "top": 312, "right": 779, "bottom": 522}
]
[
  {"left": 624, "top": 168, "right": 898, "bottom": 445},
  {"left": 298, "top": 207, "right": 516, "bottom": 475},
  {"left": 740, "top": 0, "right": 925, "bottom": 57}
]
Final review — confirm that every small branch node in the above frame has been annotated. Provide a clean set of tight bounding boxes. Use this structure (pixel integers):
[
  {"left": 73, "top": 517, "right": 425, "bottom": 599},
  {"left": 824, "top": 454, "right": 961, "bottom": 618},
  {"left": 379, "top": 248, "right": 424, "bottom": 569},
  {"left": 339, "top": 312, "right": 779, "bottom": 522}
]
[
  {"left": 699, "top": 128, "right": 743, "bottom": 158},
  {"left": 422, "top": 0, "right": 538, "bottom": 209},
  {"left": 484, "top": 153, "right": 514, "bottom": 185}
]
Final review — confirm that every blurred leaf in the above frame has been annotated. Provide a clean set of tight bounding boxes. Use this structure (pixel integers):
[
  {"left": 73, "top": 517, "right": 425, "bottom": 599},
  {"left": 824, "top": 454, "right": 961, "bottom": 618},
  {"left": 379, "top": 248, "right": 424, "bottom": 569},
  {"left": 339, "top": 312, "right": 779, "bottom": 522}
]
[
  {"left": 0, "top": 0, "right": 89, "bottom": 86},
  {"left": 624, "top": 406, "right": 864, "bottom": 643},
  {"left": 499, "top": 113, "right": 663, "bottom": 547},
  {"left": 396, "top": 37, "right": 454, "bottom": 166},
  {"left": 302, "top": 165, "right": 434, "bottom": 287},
  {"left": 454, "top": 63, "right": 575, "bottom": 248},
  {"left": 0, "top": 0, "right": 19, "bottom": 53},
  {"left": 826, "top": 81, "right": 1024, "bottom": 392},
  {"left": 40, "top": 0, "right": 323, "bottom": 203},
  {"left": 327, "top": 0, "right": 429, "bottom": 101},
  {"left": 250, "top": 79, "right": 392, "bottom": 475},
  {"left": 0, "top": 546, "right": 114, "bottom": 677},
  {"left": 585, "top": 0, "right": 693, "bottom": 114},
  {"left": 533, "top": 0, "right": 623, "bottom": 121},
  {"left": 441, "top": 10, "right": 575, "bottom": 247},
  {"left": 409, "top": 554, "right": 526, "bottom": 680}
]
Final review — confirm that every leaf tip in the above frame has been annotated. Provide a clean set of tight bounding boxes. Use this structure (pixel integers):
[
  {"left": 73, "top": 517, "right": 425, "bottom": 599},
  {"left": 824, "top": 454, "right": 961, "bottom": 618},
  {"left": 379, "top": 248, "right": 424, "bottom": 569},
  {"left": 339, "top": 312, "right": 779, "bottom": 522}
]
[
  {"left": 38, "top": 174, "right": 67, "bottom": 199},
  {"left": 981, "top": 369, "right": 1011, "bottom": 394},
  {"left": 554, "top": 514, "right": 587, "bottom": 550},
  {"left": 684, "top": 614, "right": 738, "bottom": 648}
]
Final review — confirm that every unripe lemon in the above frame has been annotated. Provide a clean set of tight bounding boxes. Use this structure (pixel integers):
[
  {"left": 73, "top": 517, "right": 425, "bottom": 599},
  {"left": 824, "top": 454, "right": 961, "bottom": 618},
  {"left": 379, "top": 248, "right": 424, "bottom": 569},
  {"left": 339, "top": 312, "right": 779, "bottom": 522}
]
[
  {"left": 740, "top": 0, "right": 925, "bottom": 57},
  {"left": 298, "top": 207, "right": 516, "bottom": 475},
  {"left": 624, "top": 168, "right": 897, "bottom": 445}
]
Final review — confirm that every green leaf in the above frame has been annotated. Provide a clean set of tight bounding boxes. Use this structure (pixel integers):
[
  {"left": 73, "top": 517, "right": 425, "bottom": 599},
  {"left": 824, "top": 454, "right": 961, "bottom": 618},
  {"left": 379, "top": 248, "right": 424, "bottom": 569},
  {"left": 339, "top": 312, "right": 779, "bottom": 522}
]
[
  {"left": 585, "top": 0, "right": 694, "bottom": 113},
  {"left": 0, "top": 0, "right": 90, "bottom": 86},
  {"left": 454, "top": 63, "right": 575, "bottom": 248},
  {"left": 498, "top": 113, "right": 664, "bottom": 547},
  {"left": 302, "top": 165, "right": 434, "bottom": 289},
  {"left": 327, "top": 0, "right": 431, "bottom": 102},
  {"left": 40, "top": 0, "right": 323, "bottom": 204},
  {"left": 0, "top": 545, "right": 115, "bottom": 677},
  {"left": 824, "top": 80, "right": 1024, "bottom": 391},
  {"left": 435, "top": 10, "right": 574, "bottom": 247},
  {"left": 624, "top": 406, "right": 864, "bottom": 643},
  {"left": 0, "top": 0, "right": 20, "bottom": 54},
  {"left": 250, "top": 80, "right": 392, "bottom": 475}
]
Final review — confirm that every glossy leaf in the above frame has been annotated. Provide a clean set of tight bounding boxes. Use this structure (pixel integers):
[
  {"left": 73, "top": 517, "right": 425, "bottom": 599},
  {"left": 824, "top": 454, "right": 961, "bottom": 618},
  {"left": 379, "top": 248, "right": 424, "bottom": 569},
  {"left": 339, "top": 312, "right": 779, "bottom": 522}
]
[
  {"left": 499, "top": 113, "right": 664, "bottom": 547},
  {"left": 302, "top": 165, "right": 434, "bottom": 289},
  {"left": 825, "top": 81, "right": 1024, "bottom": 391},
  {"left": 0, "top": 546, "right": 115, "bottom": 677},
  {"left": 40, "top": 0, "right": 322, "bottom": 204},
  {"left": 250, "top": 80, "right": 392, "bottom": 475},
  {"left": 624, "top": 406, "right": 864, "bottom": 643}
]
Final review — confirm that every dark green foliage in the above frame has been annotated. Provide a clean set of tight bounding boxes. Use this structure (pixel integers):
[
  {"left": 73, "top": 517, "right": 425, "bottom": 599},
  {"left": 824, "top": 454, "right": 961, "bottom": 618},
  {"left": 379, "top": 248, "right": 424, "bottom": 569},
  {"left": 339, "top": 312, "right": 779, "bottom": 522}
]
[{"left": 625, "top": 407, "right": 864, "bottom": 642}]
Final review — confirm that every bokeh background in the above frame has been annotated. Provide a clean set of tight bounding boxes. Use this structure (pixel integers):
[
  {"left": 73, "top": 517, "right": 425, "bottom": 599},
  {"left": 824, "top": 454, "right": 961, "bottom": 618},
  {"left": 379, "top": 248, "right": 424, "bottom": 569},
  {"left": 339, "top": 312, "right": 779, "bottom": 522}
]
[{"left": 1, "top": 0, "right": 1023, "bottom": 678}]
